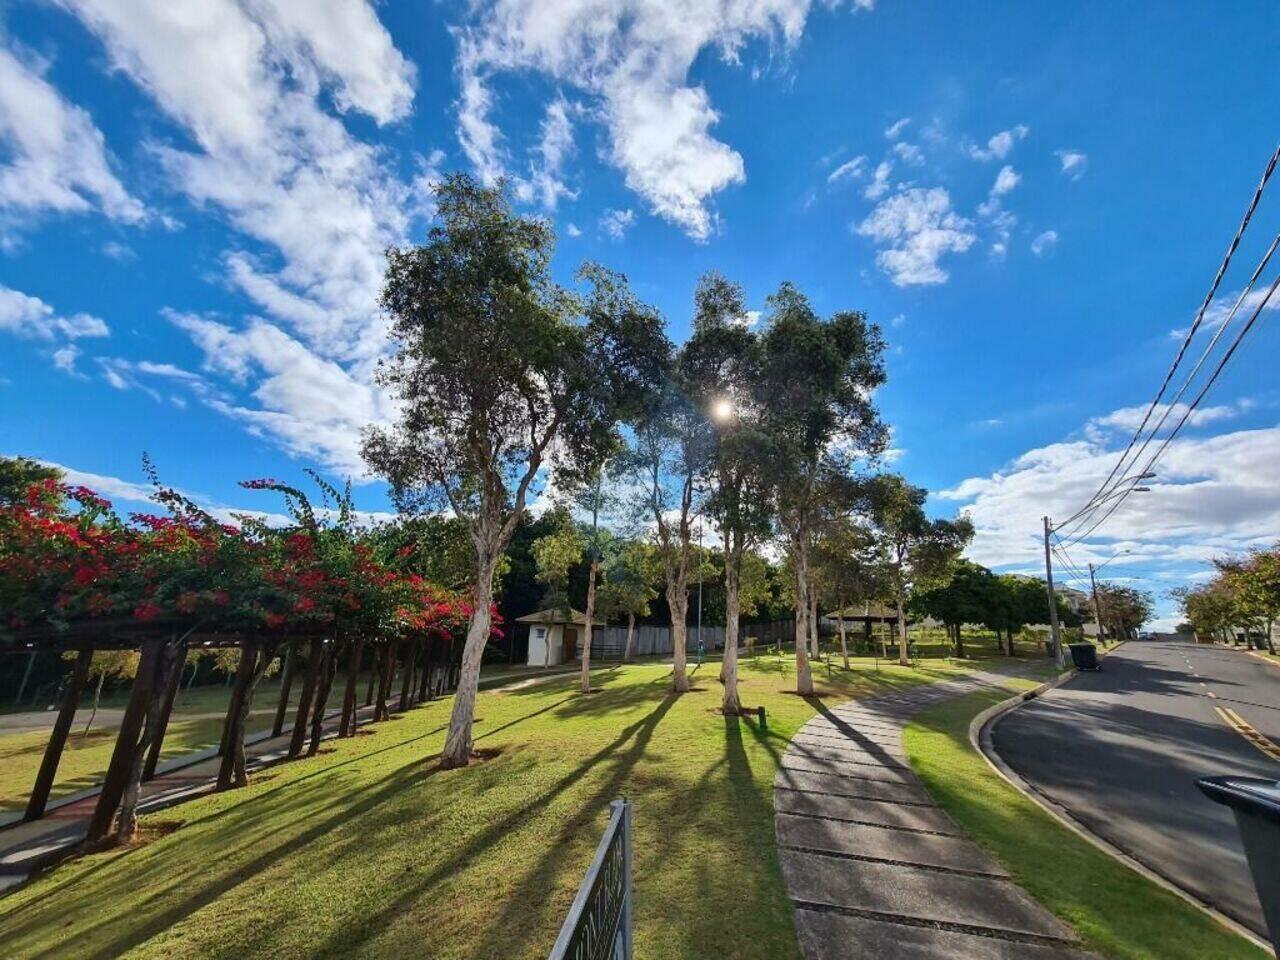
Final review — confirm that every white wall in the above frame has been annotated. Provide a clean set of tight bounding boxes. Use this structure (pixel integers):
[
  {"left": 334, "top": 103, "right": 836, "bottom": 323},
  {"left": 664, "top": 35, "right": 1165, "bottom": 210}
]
[{"left": 526, "top": 624, "right": 566, "bottom": 666}]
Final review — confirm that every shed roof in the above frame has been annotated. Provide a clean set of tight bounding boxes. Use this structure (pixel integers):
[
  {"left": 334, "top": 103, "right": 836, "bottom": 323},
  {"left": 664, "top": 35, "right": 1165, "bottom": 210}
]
[
  {"left": 828, "top": 603, "right": 903, "bottom": 621},
  {"left": 514, "top": 607, "right": 605, "bottom": 626}
]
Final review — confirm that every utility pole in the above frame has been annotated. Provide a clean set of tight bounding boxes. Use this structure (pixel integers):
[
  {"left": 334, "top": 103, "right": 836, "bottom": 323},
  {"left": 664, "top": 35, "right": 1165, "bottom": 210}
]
[
  {"left": 1088, "top": 562, "right": 1105, "bottom": 647},
  {"left": 1043, "top": 516, "right": 1066, "bottom": 668}
]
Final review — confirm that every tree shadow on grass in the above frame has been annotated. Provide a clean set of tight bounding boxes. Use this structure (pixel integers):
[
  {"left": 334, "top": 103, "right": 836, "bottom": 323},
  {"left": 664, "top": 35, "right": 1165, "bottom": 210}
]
[{"left": 311, "top": 690, "right": 680, "bottom": 959}]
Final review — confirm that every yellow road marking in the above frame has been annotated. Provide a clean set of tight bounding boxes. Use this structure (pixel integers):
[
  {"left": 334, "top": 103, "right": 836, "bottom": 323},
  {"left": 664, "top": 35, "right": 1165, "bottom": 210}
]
[{"left": 1214, "top": 706, "right": 1280, "bottom": 762}]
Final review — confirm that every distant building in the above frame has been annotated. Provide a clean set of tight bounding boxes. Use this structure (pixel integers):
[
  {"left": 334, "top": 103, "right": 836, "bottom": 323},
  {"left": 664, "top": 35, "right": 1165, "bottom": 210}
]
[{"left": 517, "top": 608, "right": 604, "bottom": 667}]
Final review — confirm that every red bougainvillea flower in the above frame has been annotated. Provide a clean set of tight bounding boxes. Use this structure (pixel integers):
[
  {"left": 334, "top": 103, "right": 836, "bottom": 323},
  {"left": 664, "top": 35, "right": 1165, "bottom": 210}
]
[{"left": 133, "top": 602, "right": 163, "bottom": 622}]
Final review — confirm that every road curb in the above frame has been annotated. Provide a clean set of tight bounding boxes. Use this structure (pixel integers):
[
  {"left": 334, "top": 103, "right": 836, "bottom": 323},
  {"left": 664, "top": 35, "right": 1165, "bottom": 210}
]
[{"left": 969, "top": 663, "right": 1272, "bottom": 955}]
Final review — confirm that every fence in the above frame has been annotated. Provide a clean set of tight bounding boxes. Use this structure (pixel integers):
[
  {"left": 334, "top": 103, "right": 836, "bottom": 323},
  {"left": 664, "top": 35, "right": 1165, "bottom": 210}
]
[
  {"left": 586, "top": 620, "right": 797, "bottom": 660},
  {"left": 548, "top": 798, "right": 633, "bottom": 960}
]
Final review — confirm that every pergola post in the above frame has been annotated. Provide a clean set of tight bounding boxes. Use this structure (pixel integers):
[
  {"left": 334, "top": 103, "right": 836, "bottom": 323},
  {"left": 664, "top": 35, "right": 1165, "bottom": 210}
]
[
  {"left": 289, "top": 638, "right": 322, "bottom": 758},
  {"left": 365, "top": 644, "right": 382, "bottom": 707},
  {"left": 306, "top": 643, "right": 335, "bottom": 756},
  {"left": 25, "top": 646, "right": 92, "bottom": 822},
  {"left": 399, "top": 637, "right": 417, "bottom": 711},
  {"left": 143, "top": 638, "right": 186, "bottom": 781},
  {"left": 216, "top": 640, "right": 260, "bottom": 791},
  {"left": 417, "top": 638, "right": 433, "bottom": 702},
  {"left": 375, "top": 641, "right": 397, "bottom": 721},
  {"left": 86, "top": 638, "right": 161, "bottom": 845},
  {"left": 271, "top": 640, "right": 297, "bottom": 737},
  {"left": 339, "top": 637, "right": 364, "bottom": 738}
]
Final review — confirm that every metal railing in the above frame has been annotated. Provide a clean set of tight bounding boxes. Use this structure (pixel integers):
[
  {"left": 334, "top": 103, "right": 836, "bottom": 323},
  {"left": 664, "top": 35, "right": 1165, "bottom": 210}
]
[{"left": 548, "top": 798, "right": 633, "bottom": 960}]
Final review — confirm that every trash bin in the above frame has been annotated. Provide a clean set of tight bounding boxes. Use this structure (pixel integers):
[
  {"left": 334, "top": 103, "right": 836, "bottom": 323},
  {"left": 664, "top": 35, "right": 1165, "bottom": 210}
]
[
  {"left": 1196, "top": 776, "right": 1280, "bottom": 956},
  {"left": 1068, "top": 643, "right": 1099, "bottom": 671}
]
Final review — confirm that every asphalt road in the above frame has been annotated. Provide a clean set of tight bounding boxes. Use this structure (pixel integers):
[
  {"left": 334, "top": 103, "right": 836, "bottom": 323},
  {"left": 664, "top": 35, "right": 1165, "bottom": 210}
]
[{"left": 992, "top": 637, "right": 1279, "bottom": 939}]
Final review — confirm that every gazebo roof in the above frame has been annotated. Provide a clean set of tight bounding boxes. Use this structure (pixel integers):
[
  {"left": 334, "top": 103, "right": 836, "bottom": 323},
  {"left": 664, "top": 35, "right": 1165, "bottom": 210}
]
[
  {"left": 514, "top": 607, "right": 604, "bottom": 627},
  {"left": 828, "top": 603, "right": 903, "bottom": 622}
]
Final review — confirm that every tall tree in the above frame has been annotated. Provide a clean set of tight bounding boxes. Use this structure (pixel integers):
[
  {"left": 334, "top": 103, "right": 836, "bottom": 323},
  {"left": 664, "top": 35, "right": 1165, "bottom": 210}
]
[
  {"left": 597, "top": 540, "right": 660, "bottom": 662},
  {"left": 362, "top": 176, "right": 665, "bottom": 767},
  {"left": 682, "top": 274, "right": 772, "bottom": 713},
  {"left": 1095, "top": 582, "right": 1154, "bottom": 643},
  {"left": 911, "top": 560, "right": 994, "bottom": 659},
  {"left": 811, "top": 518, "right": 889, "bottom": 669},
  {"left": 860, "top": 475, "right": 973, "bottom": 665},
  {"left": 0, "top": 456, "right": 63, "bottom": 507},
  {"left": 757, "top": 283, "right": 886, "bottom": 693}
]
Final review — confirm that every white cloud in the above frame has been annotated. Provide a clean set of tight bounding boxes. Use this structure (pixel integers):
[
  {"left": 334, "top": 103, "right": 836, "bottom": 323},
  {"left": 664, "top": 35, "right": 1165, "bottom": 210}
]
[
  {"left": 52, "top": 344, "right": 83, "bottom": 376},
  {"left": 566, "top": 222, "right": 582, "bottom": 237},
  {"left": 599, "top": 207, "right": 636, "bottom": 241},
  {"left": 884, "top": 117, "right": 911, "bottom": 140},
  {"left": 864, "top": 160, "right": 892, "bottom": 199},
  {"left": 1031, "top": 229, "right": 1058, "bottom": 257},
  {"left": 890, "top": 313, "right": 906, "bottom": 328},
  {"left": 0, "top": 43, "right": 145, "bottom": 236},
  {"left": 967, "top": 124, "right": 1029, "bottom": 162},
  {"left": 1056, "top": 149, "right": 1088, "bottom": 180},
  {"left": 59, "top": 0, "right": 424, "bottom": 362},
  {"left": 856, "top": 187, "right": 976, "bottom": 286},
  {"left": 169, "top": 311, "right": 394, "bottom": 476},
  {"left": 1169, "top": 286, "right": 1279, "bottom": 339},
  {"left": 455, "top": 0, "right": 855, "bottom": 240},
  {"left": 101, "top": 240, "right": 136, "bottom": 260},
  {"left": 891, "top": 141, "right": 923, "bottom": 166},
  {"left": 990, "top": 164, "right": 1020, "bottom": 196},
  {"left": 827, "top": 155, "right": 867, "bottom": 184},
  {"left": 514, "top": 96, "right": 577, "bottom": 209},
  {"left": 936, "top": 407, "right": 1280, "bottom": 606},
  {"left": 0, "top": 284, "right": 110, "bottom": 341},
  {"left": 1088, "top": 401, "right": 1244, "bottom": 435}
]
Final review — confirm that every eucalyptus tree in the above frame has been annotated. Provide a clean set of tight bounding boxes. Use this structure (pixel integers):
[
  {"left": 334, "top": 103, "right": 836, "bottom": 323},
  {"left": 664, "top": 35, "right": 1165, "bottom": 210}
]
[
  {"left": 757, "top": 283, "right": 886, "bottom": 694},
  {"left": 362, "top": 176, "right": 667, "bottom": 768},
  {"left": 598, "top": 540, "right": 660, "bottom": 662},
  {"left": 811, "top": 517, "right": 890, "bottom": 669},
  {"left": 681, "top": 273, "right": 771, "bottom": 714},
  {"left": 860, "top": 474, "right": 973, "bottom": 665},
  {"left": 617, "top": 333, "right": 704, "bottom": 692}
]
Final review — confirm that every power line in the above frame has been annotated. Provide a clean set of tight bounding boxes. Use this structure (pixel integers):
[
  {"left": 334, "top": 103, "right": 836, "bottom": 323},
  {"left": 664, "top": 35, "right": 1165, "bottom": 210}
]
[
  {"left": 1065, "top": 144, "right": 1280, "bottom": 530},
  {"left": 1064, "top": 267, "right": 1280, "bottom": 546},
  {"left": 1056, "top": 232, "right": 1280, "bottom": 537}
]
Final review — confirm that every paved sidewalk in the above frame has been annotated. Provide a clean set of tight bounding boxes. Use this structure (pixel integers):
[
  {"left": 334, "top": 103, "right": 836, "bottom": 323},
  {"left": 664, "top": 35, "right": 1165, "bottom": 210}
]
[{"left": 776, "top": 670, "right": 1097, "bottom": 960}]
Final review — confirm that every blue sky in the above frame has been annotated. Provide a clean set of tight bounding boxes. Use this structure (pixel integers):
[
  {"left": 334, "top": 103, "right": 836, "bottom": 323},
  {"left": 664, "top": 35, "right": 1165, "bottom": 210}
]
[{"left": 3, "top": 0, "right": 1279, "bottom": 627}]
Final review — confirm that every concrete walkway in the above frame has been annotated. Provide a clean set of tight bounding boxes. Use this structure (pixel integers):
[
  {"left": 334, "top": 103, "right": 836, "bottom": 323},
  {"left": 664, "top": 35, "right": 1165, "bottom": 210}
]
[{"left": 775, "top": 670, "right": 1097, "bottom": 960}]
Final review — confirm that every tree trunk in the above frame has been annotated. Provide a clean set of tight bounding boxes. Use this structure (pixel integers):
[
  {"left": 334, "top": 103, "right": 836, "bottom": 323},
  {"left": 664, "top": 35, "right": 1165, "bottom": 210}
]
[
  {"left": 896, "top": 589, "right": 909, "bottom": 666},
  {"left": 290, "top": 639, "right": 322, "bottom": 758},
  {"left": 623, "top": 613, "right": 636, "bottom": 663},
  {"left": 837, "top": 613, "right": 849, "bottom": 670},
  {"left": 307, "top": 645, "right": 336, "bottom": 756},
  {"left": 83, "top": 671, "right": 106, "bottom": 737},
  {"left": 809, "top": 589, "right": 820, "bottom": 659},
  {"left": 722, "top": 547, "right": 742, "bottom": 714},
  {"left": 1266, "top": 620, "right": 1276, "bottom": 656},
  {"left": 216, "top": 642, "right": 257, "bottom": 791},
  {"left": 954, "top": 623, "right": 966, "bottom": 659},
  {"left": 14, "top": 650, "right": 36, "bottom": 705},
  {"left": 26, "top": 647, "right": 91, "bottom": 822},
  {"left": 86, "top": 639, "right": 162, "bottom": 845},
  {"left": 272, "top": 641, "right": 297, "bottom": 738},
  {"left": 441, "top": 557, "right": 498, "bottom": 769},
  {"left": 581, "top": 557, "right": 599, "bottom": 694},
  {"left": 340, "top": 638, "right": 364, "bottom": 738},
  {"left": 418, "top": 639, "right": 433, "bottom": 701},
  {"left": 794, "top": 545, "right": 813, "bottom": 696},
  {"left": 668, "top": 584, "right": 690, "bottom": 693},
  {"left": 143, "top": 638, "right": 187, "bottom": 781}
]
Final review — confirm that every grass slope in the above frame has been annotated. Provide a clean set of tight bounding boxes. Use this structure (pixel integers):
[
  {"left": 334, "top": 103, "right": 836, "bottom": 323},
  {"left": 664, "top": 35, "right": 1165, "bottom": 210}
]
[
  {"left": 0, "top": 652, "right": 981, "bottom": 960},
  {"left": 903, "top": 685, "right": 1269, "bottom": 960}
]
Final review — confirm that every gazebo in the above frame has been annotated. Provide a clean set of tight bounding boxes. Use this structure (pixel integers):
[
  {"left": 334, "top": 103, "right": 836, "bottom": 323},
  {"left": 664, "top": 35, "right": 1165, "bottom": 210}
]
[
  {"left": 825, "top": 603, "right": 911, "bottom": 652},
  {"left": 517, "top": 608, "right": 604, "bottom": 667}
]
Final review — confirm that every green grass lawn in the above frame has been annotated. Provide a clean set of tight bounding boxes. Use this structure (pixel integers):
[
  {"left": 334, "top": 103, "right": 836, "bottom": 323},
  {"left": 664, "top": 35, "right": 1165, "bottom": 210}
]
[
  {"left": 903, "top": 683, "right": 1269, "bottom": 960},
  {"left": 0, "top": 651, "right": 985, "bottom": 960}
]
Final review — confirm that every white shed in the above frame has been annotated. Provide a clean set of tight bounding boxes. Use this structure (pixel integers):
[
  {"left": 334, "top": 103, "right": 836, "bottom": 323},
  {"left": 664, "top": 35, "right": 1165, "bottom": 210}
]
[{"left": 518, "top": 608, "right": 605, "bottom": 667}]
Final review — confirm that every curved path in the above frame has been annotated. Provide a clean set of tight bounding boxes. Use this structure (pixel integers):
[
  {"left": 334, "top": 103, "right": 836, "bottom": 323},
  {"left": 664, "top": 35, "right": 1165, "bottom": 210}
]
[{"left": 775, "top": 670, "right": 1095, "bottom": 960}]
